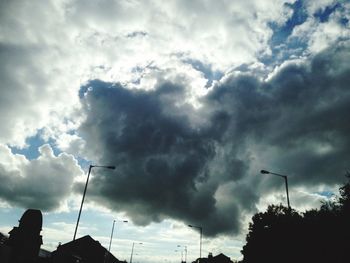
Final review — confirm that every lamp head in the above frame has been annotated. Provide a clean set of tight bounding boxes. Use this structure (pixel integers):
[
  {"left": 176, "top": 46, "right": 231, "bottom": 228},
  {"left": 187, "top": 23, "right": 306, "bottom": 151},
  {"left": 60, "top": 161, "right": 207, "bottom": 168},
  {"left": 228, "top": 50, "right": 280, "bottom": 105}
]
[{"left": 260, "top": 170, "right": 270, "bottom": 174}]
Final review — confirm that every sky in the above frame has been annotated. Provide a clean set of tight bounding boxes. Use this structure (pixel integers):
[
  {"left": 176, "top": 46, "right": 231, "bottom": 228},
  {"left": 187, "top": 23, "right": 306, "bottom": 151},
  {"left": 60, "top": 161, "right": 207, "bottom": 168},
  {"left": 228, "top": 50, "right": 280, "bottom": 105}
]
[{"left": 0, "top": 0, "right": 350, "bottom": 262}]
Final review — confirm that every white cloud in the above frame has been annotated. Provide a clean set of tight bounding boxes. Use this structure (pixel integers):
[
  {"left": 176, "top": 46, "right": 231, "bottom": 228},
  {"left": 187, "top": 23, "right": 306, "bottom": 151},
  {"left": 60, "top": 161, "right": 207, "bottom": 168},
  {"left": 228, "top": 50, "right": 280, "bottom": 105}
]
[
  {"left": 0, "top": 144, "right": 83, "bottom": 210},
  {"left": 1, "top": 0, "right": 347, "bottom": 149},
  {"left": 303, "top": 0, "right": 337, "bottom": 14},
  {"left": 291, "top": 2, "right": 350, "bottom": 54},
  {"left": 55, "top": 133, "right": 86, "bottom": 156}
]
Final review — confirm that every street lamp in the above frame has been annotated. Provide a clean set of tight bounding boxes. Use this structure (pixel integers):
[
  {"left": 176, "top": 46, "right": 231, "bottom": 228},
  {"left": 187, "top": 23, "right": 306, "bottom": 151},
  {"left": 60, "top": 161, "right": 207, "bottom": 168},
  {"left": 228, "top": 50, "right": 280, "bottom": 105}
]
[
  {"left": 188, "top": 224, "right": 202, "bottom": 260},
  {"left": 107, "top": 219, "right": 128, "bottom": 260},
  {"left": 177, "top": 245, "right": 187, "bottom": 262},
  {"left": 130, "top": 242, "right": 143, "bottom": 263},
  {"left": 260, "top": 170, "right": 291, "bottom": 209},
  {"left": 73, "top": 164, "right": 116, "bottom": 240},
  {"left": 174, "top": 249, "right": 183, "bottom": 262}
]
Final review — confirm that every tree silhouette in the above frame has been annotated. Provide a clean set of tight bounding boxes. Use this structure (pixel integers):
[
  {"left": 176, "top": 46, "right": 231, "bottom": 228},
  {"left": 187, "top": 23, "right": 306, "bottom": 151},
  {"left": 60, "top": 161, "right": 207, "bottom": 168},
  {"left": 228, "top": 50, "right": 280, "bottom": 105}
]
[
  {"left": 241, "top": 173, "right": 350, "bottom": 263},
  {"left": 338, "top": 171, "right": 350, "bottom": 212},
  {"left": 241, "top": 205, "right": 301, "bottom": 263}
]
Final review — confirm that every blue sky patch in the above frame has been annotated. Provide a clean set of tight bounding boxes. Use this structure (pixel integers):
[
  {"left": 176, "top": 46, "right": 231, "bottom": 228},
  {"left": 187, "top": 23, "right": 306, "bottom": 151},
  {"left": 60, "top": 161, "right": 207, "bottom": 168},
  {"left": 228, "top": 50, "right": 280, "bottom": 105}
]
[
  {"left": 340, "top": 17, "right": 349, "bottom": 26},
  {"left": 314, "top": 3, "right": 340, "bottom": 23},
  {"left": 10, "top": 130, "right": 47, "bottom": 160},
  {"left": 260, "top": 0, "right": 309, "bottom": 66},
  {"left": 10, "top": 130, "right": 62, "bottom": 160},
  {"left": 268, "top": 0, "right": 308, "bottom": 47},
  {"left": 317, "top": 191, "right": 334, "bottom": 199}
]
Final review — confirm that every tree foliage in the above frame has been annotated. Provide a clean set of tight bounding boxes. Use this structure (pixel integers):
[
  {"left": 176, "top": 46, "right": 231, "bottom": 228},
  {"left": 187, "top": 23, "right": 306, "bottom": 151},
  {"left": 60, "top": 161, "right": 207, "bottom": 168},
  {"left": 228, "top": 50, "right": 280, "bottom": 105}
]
[{"left": 241, "top": 173, "right": 350, "bottom": 263}]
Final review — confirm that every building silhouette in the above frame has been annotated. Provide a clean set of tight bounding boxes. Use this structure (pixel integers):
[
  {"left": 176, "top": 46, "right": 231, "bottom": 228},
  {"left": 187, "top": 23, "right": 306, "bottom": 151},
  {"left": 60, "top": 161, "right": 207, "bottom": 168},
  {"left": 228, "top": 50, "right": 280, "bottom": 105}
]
[
  {"left": 195, "top": 253, "right": 233, "bottom": 263},
  {"left": 51, "top": 235, "right": 125, "bottom": 263},
  {"left": 1, "top": 209, "right": 43, "bottom": 263}
]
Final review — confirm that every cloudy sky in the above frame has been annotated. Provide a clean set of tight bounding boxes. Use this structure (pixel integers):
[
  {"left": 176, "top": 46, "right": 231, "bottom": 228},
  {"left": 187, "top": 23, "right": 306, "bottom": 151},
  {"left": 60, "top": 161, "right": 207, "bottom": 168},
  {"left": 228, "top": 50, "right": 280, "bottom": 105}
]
[{"left": 0, "top": 0, "right": 349, "bottom": 261}]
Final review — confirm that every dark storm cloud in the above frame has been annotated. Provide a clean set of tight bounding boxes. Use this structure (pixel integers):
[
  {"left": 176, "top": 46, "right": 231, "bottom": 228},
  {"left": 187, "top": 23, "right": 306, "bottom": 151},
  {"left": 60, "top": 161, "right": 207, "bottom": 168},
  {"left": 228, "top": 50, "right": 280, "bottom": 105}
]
[
  {"left": 78, "top": 41, "right": 350, "bottom": 236},
  {"left": 78, "top": 80, "right": 239, "bottom": 235},
  {"left": 206, "top": 41, "right": 350, "bottom": 186},
  {"left": 257, "top": 43, "right": 350, "bottom": 184}
]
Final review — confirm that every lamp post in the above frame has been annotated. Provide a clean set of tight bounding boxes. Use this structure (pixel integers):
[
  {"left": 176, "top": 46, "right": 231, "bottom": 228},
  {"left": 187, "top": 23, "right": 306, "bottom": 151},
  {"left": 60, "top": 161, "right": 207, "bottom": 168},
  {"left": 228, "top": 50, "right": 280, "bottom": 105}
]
[
  {"left": 106, "top": 219, "right": 128, "bottom": 262},
  {"left": 177, "top": 245, "right": 187, "bottom": 262},
  {"left": 188, "top": 224, "right": 202, "bottom": 260},
  {"left": 73, "top": 164, "right": 116, "bottom": 240},
  {"left": 174, "top": 250, "right": 183, "bottom": 262},
  {"left": 130, "top": 242, "right": 142, "bottom": 263},
  {"left": 260, "top": 170, "right": 291, "bottom": 209}
]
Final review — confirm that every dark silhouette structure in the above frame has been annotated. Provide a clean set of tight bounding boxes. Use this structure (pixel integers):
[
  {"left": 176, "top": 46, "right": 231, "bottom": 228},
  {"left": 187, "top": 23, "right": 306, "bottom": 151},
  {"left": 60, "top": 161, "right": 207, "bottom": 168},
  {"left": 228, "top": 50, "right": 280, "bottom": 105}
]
[
  {"left": 0, "top": 232, "right": 7, "bottom": 245},
  {"left": 2, "top": 209, "right": 43, "bottom": 263},
  {"left": 194, "top": 253, "right": 233, "bottom": 263},
  {"left": 51, "top": 235, "right": 124, "bottom": 263},
  {"left": 241, "top": 173, "right": 350, "bottom": 263}
]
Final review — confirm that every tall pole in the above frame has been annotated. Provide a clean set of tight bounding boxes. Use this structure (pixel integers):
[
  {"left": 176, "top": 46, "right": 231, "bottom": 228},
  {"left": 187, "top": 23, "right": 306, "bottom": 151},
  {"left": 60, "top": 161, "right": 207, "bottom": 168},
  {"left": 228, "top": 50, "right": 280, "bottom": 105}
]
[
  {"left": 260, "top": 170, "right": 291, "bottom": 209},
  {"left": 130, "top": 242, "right": 142, "bottom": 263},
  {"left": 108, "top": 220, "right": 116, "bottom": 254},
  {"left": 108, "top": 220, "right": 128, "bottom": 252},
  {"left": 107, "top": 219, "right": 127, "bottom": 262},
  {"left": 188, "top": 225, "right": 202, "bottom": 260},
  {"left": 284, "top": 176, "right": 290, "bottom": 209},
  {"left": 175, "top": 250, "right": 183, "bottom": 263},
  {"left": 177, "top": 245, "right": 187, "bottom": 262},
  {"left": 104, "top": 219, "right": 116, "bottom": 263},
  {"left": 130, "top": 242, "right": 135, "bottom": 263},
  {"left": 200, "top": 227, "right": 202, "bottom": 260},
  {"left": 73, "top": 165, "right": 93, "bottom": 241},
  {"left": 73, "top": 165, "right": 116, "bottom": 241}
]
